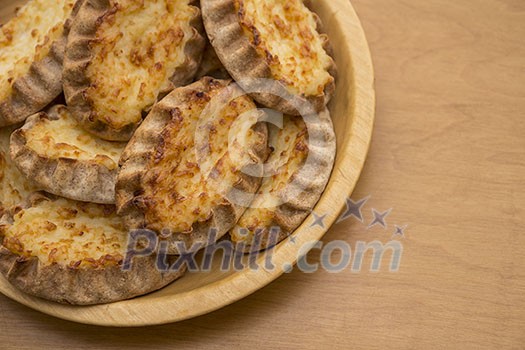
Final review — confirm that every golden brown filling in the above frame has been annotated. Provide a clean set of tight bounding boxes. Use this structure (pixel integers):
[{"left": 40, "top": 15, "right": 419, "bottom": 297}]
[
  {"left": 140, "top": 81, "right": 266, "bottom": 233},
  {"left": 25, "top": 107, "right": 126, "bottom": 170},
  {"left": 85, "top": 0, "right": 198, "bottom": 130},
  {"left": 2, "top": 198, "right": 127, "bottom": 269},
  {"left": 236, "top": 0, "right": 333, "bottom": 96},
  {"left": 0, "top": 0, "right": 76, "bottom": 101},
  {"left": 231, "top": 116, "right": 308, "bottom": 243}
]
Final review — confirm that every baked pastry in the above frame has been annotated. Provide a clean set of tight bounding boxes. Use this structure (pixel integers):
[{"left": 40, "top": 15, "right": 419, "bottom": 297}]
[
  {"left": 230, "top": 109, "right": 336, "bottom": 252},
  {"left": 195, "top": 37, "right": 231, "bottom": 80},
  {"left": 117, "top": 77, "right": 269, "bottom": 254},
  {"left": 0, "top": 125, "right": 40, "bottom": 217},
  {"left": 10, "top": 105, "right": 126, "bottom": 204},
  {"left": 0, "top": 0, "right": 340, "bottom": 308},
  {"left": 63, "top": 0, "right": 206, "bottom": 141},
  {"left": 0, "top": 194, "right": 185, "bottom": 305},
  {"left": 0, "top": 0, "right": 79, "bottom": 127},
  {"left": 201, "top": 0, "right": 337, "bottom": 115}
]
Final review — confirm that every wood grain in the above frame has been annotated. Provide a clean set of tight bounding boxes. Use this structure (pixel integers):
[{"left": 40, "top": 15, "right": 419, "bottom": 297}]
[{"left": 1, "top": 0, "right": 525, "bottom": 348}]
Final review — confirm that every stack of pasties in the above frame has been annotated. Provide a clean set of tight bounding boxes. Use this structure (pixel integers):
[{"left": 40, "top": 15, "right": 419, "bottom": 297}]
[{"left": 0, "top": 0, "right": 336, "bottom": 305}]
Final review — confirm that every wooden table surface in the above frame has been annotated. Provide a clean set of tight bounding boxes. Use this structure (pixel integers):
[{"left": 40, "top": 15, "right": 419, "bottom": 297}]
[{"left": 1, "top": 0, "right": 524, "bottom": 349}]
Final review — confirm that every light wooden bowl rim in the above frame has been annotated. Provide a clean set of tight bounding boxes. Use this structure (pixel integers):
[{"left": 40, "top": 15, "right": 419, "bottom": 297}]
[{"left": 0, "top": 0, "right": 375, "bottom": 327}]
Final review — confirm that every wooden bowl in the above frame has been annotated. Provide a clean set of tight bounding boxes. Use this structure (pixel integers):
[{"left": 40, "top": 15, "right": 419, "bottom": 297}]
[{"left": 0, "top": 0, "right": 375, "bottom": 326}]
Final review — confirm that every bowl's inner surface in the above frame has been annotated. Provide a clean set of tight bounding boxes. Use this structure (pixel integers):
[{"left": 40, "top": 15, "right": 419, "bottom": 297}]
[{"left": 0, "top": 0, "right": 374, "bottom": 326}]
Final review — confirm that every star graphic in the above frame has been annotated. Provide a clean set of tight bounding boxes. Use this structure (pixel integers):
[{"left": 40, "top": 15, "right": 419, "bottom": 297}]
[
  {"left": 338, "top": 196, "right": 370, "bottom": 223},
  {"left": 367, "top": 208, "right": 392, "bottom": 229},
  {"left": 310, "top": 212, "right": 328, "bottom": 228},
  {"left": 393, "top": 225, "right": 408, "bottom": 237},
  {"left": 288, "top": 234, "right": 297, "bottom": 244}
]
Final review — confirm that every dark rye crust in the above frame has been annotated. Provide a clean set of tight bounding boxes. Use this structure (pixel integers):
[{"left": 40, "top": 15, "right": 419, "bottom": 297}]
[
  {"left": 63, "top": 0, "right": 206, "bottom": 141},
  {"left": 0, "top": 194, "right": 186, "bottom": 306},
  {"left": 201, "top": 0, "right": 337, "bottom": 116},
  {"left": 0, "top": 0, "right": 83, "bottom": 127},
  {"left": 116, "top": 78, "right": 269, "bottom": 255},
  {"left": 233, "top": 108, "right": 336, "bottom": 253},
  {"left": 0, "top": 244, "right": 185, "bottom": 305},
  {"left": 0, "top": 126, "right": 41, "bottom": 219},
  {"left": 195, "top": 37, "right": 232, "bottom": 80},
  {"left": 10, "top": 105, "right": 121, "bottom": 204}
]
